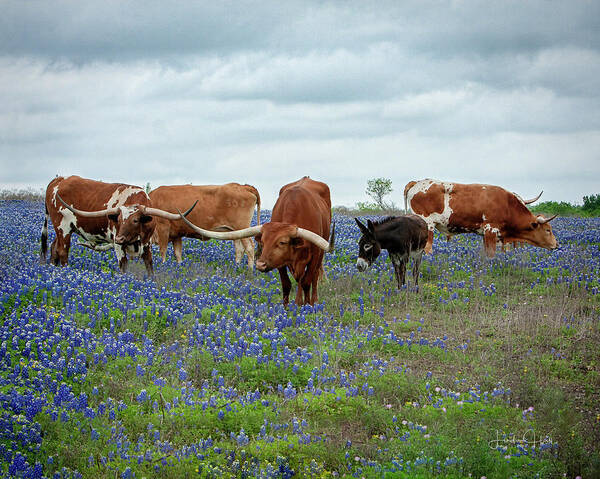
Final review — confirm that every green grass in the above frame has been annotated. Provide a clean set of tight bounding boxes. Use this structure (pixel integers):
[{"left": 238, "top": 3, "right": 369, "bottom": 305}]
[{"left": 3, "top": 239, "right": 600, "bottom": 478}]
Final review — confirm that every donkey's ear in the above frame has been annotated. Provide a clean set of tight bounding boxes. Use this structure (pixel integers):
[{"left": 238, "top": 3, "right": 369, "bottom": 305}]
[
  {"left": 354, "top": 218, "right": 369, "bottom": 235},
  {"left": 367, "top": 220, "right": 375, "bottom": 232}
]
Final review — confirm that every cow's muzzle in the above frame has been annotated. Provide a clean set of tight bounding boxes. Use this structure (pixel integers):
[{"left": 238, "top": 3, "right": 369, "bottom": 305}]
[{"left": 255, "top": 260, "right": 272, "bottom": 272}]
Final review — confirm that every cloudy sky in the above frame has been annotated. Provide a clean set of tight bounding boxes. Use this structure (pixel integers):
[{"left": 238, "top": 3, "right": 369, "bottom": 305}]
[{"left": 2, "top": 1, "right": 599, "bottom": 207}]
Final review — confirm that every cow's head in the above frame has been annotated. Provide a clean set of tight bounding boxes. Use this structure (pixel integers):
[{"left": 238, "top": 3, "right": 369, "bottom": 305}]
[
  {"left": 254, "top": 223, "right": 308, "bottom": 272},
  {"left": 354, "top": 218, "right": 382, "bottom": 271},
  {"left": 172, "top": 213, "right": 334, "bottom": 271},
  {"left": 522, "top": 214, "right": 559, "bottom": 250},
  {"left": 56, "top": 194, "right": 197, "bottom": 245},
  {"left": 108, "top": 206, "right": 155, "bottom": 245}
]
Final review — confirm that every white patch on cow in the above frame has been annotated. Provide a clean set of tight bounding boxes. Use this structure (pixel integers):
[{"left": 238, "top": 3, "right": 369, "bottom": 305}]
[
  {"left": 482, "top": 214, "right": 487, "bottom": 221},
  {"left": 119, "top": 205, "right": 138, "bottom": 220},
  {"left": 106, "top": 186, "right": 143, "bottom": 208},
  {"left": 124, "top": 243, "right": 143, "bottom": 258},
  {"left": 483, "top": 224, "right": 501, "bottom": 236},
  {"left": 114, "top": 244, "right": 125, "bottom": 263},
  {"left": 441, "top": 182, "right": 454, "bottom": 193},
  {"left": 107, "top": 225, "right": 117, "bottom": 243},
  {"left": 407, "top": 178, "right": 435, "bottom": 199},
  {"left": 408, "top": 179, "right": 454, "bottom": 235},
  {"left": 58, "top": 207, "right": 77, "bottom": 236},
  {"left": 51, "top": 185, "right": 60, "bottom": 207}
]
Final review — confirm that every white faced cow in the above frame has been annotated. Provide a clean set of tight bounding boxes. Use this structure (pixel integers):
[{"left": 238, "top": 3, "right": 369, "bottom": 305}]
[
  {"left": 40, "top": 175, "right": 195, "bottom": 275},
  {"left": 404, "top": 179, "right": 558, "bottom": 257}
]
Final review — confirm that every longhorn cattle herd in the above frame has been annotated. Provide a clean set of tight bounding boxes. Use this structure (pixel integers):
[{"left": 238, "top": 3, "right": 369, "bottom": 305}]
[{"left": 41, "top": 175, "right": 558, "bottom": 306}]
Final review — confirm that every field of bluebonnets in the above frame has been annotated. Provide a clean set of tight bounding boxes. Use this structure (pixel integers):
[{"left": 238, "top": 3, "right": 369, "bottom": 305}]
[{"left": 1, "top": 198, "right": 599, "bottom": 479}]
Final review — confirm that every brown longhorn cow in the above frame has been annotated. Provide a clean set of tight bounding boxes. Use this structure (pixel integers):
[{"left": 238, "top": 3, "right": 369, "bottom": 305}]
[
  {"left": 404, "top": 179, "right": 558, "bottom": 257},
  {"left": 176, "top": 177, "right": 335, "bottom": 306},
  {"left": 41, "top": 175, "right": 194, "bottom": 275},
  {"left": 149, "top": 183, "right": 261, "bottom": 268}
]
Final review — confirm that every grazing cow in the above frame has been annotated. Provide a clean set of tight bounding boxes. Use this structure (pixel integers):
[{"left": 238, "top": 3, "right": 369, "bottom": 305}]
[
  {"left": 176, "top": 177, "right": 335, "bottom": 306},
  {"left": 149, "top": 183, "right": 261, "bottom": 268},
  {"left": 404, "top": 179, "right": 558, "bottom": 257},
  {"left": 355, "top": 215, "right": 428, "bottom": 289},
  {"left": 41, "top": 175, "right": 194, "bottom": 275}
]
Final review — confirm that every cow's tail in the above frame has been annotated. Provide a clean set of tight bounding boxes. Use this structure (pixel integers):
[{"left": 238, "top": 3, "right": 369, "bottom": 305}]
[
  {"left": 404, "top": 181, "right": 417, "bottom": 214},
  {"left": 244, "top": 184, "right": 261, "bottom": 226},
  {"left": 40, "top": 204, "right": 49, "bottom": 264}
]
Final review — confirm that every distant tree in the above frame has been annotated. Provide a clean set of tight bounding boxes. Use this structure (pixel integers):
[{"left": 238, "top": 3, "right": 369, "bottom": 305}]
[
  {"left": 366, "top": 177, "right": 393, "bottom": 210},
  {"left": 145, "top": 182, "right": 151, "bottom": 194},
  {"left": 582, "top": 194, "right": 600, "bottom": 212}
]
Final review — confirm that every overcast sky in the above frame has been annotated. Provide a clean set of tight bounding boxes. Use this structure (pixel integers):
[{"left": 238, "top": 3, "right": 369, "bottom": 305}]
[{"left": 1, "top": 1, "right": 599, "bottom": 208}]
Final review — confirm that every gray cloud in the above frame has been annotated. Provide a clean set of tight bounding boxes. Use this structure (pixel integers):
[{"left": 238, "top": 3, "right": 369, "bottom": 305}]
[
  {"left": 3, "top": 1, "right": 599, "bottom": 61},
  {"left": 1, "top": 1, "right": 599, "bottom": 207}
]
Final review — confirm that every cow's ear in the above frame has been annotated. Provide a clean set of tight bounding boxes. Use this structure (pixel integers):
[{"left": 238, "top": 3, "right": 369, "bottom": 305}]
[
  {"left": 354, "top": 218, "right": 369, "bottom": 235},
  {"left": 107, "top": 213, "right": 120, "bottom": 222},
  {"left": 291, "top": 237, "right": 305, "bottom": 248},
  {"left": 140, "top": 215, "right": 153, "bottom": 224}
]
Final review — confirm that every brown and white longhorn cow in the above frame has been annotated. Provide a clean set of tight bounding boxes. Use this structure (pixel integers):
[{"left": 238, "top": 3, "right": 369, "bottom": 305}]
[
  {"left": 149, "top": 183, "right": 261, "bottom": 268},
  {"left": 40, "top": 175, "right": 194, "bottom": 275},
  {"left": 404, "top": 179, "right": 558, "bottom": 258},
  {"left": 176, "top": 177, "right": 335, "bottom": 306}
]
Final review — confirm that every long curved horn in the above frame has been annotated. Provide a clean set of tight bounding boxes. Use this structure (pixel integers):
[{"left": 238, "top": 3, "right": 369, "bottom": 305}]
[
  {"left": 177, "top": 209, "right": 263, "bottom": 239},
  {"left": 57, "top": 193, "right": 119, "bottom": 217},
  {"left": 296, "top": 223, "right": 335, "bottom": 252},
  {"left": 537, "top": 214, "right": 558, "bottom": 224},
  {"left": 142, "top": 200, "right": 198, "bottom": 220},
  {"left": 523, "top": 191, "right": 543, "bottom": 204}
]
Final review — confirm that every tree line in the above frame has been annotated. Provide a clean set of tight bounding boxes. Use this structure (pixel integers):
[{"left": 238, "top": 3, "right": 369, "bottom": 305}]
[
  {"left": 530, "top": 194, "right": 600, "bottom": 217},
  {"left": 1, "top": 183, "right": 599, "bottom": 217}
]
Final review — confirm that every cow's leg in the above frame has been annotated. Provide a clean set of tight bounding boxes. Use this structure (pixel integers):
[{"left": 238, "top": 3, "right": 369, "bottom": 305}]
[
  {"left": 300, "top": 259, "right": 320, "bottom": 305},
  {"left": 278, "top": 267, "right": 292, "bottom": 307},
  {"left": 292, "top": 258, "right": 312, "bottom": 305},
  {"left": 412, "top": 252, "right": 423, "bottom": 289},
  {"left": 307, "top": 256, "right": 323, "bottom": 305},
  {"left": 425, "top": 228, "right": 434, "bottom": 254},
  {"left": 152, "top": 225, "right": 169, "bottom": 263},
  {"left": 59, "top": 234, "right": 71, "bottom": 266},
  {"left": 483, "top": 229, "right": 498, "bottom": 258},
  {"left": 295, "top": 278, "right": 306, "bottom": 306},
  {"left": 50, "top": 239, "right": 59, "bottom": 265},
  {"left": 51, "top": 232, "right": 71, "bottom": 266},
  {"left": 155, "top": 228, "right": 169, "bottom": 262},
  {"left": 40, "top": 209, "right": 49, "bottom": 264},
  {"left": 115, "top": 245, "right": 128, "bottom": 273},
  {"left": 142, "top": 245, "right": 154, "bottom": 277},
  {"left": 173, "top": 237, "right": 183, "bottom": 263},
  {"left": 241, "top": 238, "right": 255, "bottom": 270},
  {"left": 233, "top": 240, "right": 244, "bottom": 264}
]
